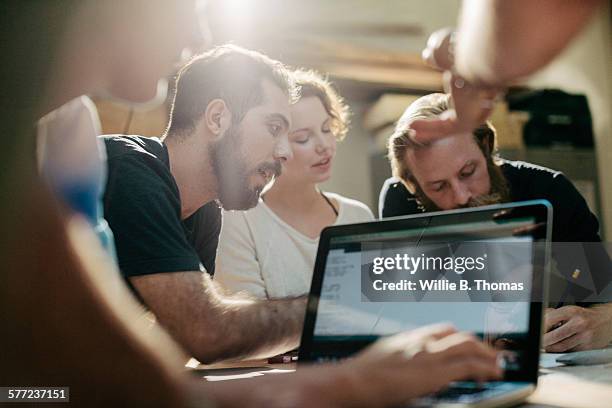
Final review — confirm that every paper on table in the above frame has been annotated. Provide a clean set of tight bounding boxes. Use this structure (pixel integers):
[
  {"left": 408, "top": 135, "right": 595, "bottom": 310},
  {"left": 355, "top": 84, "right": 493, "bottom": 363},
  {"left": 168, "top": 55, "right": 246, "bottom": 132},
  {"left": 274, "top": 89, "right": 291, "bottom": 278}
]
[
  {"left": 540, "top": 353, "right": 567, "bottom": 368},
  {"left": 204, "top": 368, "right": 294, "bottom": 382},
  {"left": 205, "top": 372, "right": 265, "bottom": 381}
]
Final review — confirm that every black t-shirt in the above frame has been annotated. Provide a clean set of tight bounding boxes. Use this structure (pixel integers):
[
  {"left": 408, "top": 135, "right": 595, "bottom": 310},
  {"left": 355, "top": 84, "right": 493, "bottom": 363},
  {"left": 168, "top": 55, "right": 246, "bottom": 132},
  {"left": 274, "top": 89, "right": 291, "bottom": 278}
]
[
  {"left": 379, "top": 160, "right": 610, "bottom": 300},
  {"left": 102, "top": 135, "right": 221, "bottom": 278}
]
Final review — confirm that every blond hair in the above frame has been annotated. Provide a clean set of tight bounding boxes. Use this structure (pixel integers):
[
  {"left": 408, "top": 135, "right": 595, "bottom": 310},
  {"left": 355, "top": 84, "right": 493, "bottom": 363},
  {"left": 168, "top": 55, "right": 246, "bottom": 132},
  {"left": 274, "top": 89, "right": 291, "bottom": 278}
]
[{"left": 387, "top": 93, "right": 497, "bottom": 183}]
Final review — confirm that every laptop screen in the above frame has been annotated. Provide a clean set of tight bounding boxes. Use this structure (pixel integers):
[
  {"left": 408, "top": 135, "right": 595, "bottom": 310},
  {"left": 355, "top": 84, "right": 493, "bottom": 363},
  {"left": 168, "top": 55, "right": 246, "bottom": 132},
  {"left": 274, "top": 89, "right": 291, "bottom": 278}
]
[{"left": 301, "top": 201, "right": 550, "bottom": 383}]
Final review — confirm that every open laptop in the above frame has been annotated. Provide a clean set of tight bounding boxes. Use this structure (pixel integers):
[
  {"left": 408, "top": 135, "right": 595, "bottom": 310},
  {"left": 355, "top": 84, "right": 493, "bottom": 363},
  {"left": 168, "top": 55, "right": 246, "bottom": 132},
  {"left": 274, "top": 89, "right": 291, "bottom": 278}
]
[{"left": 299, "top": 200, "right": 551, "bottom": 407}]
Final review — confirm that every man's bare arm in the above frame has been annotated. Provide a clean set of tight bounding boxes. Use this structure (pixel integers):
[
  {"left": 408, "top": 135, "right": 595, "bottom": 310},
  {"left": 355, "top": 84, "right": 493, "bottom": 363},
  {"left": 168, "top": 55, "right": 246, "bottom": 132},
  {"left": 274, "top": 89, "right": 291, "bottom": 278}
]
[
  {"left": 455, "top": 0, "right": 603, "bottom": 86},
  {"left": 131, "top": 271, "right": 306, "bottom": 364},
  {"left": 192, "top": 325, "right": 502, "bottom": 408}
]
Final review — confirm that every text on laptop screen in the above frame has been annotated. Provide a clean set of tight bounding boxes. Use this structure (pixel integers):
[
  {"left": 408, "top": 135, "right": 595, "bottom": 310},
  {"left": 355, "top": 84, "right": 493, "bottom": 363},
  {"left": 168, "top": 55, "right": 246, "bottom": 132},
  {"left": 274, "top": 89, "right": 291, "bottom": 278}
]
[{"left": 312, "top": 214, "right": 543, "bottom": 372}]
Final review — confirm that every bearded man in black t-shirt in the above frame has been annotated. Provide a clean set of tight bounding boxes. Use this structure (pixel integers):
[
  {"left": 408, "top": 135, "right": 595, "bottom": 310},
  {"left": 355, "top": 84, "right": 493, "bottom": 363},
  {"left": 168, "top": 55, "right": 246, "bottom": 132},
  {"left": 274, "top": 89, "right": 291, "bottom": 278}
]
[
  {"left": 380, "top": 93, "right": 612, "bottom": 353},
  {"left": 102, "top": 45, "right": 305, "bottom": 364}
]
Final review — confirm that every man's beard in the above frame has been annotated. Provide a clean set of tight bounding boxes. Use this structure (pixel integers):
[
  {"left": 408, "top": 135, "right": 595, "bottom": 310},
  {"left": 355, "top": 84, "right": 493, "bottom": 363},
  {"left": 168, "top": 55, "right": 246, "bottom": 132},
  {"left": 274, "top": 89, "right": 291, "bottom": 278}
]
[
  {"left": 414, "top": 159, "right": 511, "bottom": 212},
  {"left": 210, "top": 124, "right": 282, "bottom": 211}
]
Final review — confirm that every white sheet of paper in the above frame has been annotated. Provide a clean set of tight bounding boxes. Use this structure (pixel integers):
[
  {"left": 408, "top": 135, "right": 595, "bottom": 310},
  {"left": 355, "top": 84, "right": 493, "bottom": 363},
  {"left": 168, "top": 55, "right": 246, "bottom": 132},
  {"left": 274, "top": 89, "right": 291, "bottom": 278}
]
[{"left": 540, "top": 353, "right": 567, "bottom": 368}]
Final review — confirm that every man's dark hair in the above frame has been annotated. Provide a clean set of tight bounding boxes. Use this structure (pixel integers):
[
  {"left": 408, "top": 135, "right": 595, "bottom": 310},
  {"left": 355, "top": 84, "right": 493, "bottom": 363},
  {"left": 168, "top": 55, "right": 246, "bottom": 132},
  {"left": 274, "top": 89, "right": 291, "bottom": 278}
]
[{"left": 165, "top": 44, "right": 298, "bottom": 137}]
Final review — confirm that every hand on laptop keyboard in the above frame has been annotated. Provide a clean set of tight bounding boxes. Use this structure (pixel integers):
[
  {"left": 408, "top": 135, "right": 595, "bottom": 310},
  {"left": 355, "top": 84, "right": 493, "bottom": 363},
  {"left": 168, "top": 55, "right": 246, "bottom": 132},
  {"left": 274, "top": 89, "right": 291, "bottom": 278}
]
[{"left": 342, "top": 323, "right": 503, "bottom": 407}]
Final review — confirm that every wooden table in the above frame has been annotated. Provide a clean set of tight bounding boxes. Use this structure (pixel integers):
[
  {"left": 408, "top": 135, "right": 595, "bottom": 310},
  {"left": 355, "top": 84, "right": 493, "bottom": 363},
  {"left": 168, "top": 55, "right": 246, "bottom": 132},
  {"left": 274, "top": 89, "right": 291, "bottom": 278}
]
[
  {"left": 525, "top": 354, "right": 612, "bottom": 408},
  {"left": 189, "top": 356, "right": 612, "bottom": 407}
]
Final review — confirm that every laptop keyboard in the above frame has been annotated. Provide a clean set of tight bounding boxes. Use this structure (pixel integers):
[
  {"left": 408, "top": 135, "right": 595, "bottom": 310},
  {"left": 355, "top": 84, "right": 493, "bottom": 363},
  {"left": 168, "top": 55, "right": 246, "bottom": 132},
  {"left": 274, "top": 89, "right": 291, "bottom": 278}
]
[
  {"left": 413, "top": 382, "right": 529, "bottom": 405},
  {"left": 435, "top": 384, "right": 488, "bottom": 398}
]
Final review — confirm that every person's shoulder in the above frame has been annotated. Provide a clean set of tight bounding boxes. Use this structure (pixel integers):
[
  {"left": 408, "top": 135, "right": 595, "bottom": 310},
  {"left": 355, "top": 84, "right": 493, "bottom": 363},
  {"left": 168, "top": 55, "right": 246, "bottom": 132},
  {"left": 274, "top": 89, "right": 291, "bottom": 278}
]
[
  {"left": 500, "top": 159, "right": 573, "bottom": 198},
  {"left": 500, "top": 159, "right": 596, "bottom": 223},
  {"left": 380, "top": 177, "right": 414, "bottom": 200},
  {"left": 103, "top": 135, "right": 170, "bottom": 178},
  {"left": 328, "top": 193, "right": 375, "bottom": 221},
  {"left": 379, "top": 177, "right": 420, "bottom": 218},
  {"left": 39, "top": 96, "right": 97, "bottom": 127},
  {"left": 219, "top": 201, "right": 277, "bottom": 246},
  {"left": 37, "top": 96, "right": 101, "bottom": 141},
  {"left": 221, "top": 207, "right": 250, "bottom": 224},
  {"left": 221, "top": 200, "right": 269, "bottom": 228},
  {"left": 103, "top": 135, "right": 175, "bottom": 199},
  {"left": 102, "top": 134, "right": 165, "bottom": 161},
  {"left": 382, "top": 176, "right": 404, "bottom": 189},
  {"left": 102, "top": 134, "right": 163, "bottom": 154},
  {"left": 500, "top": 159, "right": 563, "bottom": 180},
  {"left": 329, "top": 192, "right": 367, "bottom": 208}
]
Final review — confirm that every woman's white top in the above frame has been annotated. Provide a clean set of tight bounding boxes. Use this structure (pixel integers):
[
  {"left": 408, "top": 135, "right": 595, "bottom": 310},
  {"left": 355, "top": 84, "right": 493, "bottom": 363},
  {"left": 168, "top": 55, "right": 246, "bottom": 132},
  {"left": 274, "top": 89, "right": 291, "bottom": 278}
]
[{"left": 215, "top": 192, "right": 374, "bottom": 298}]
